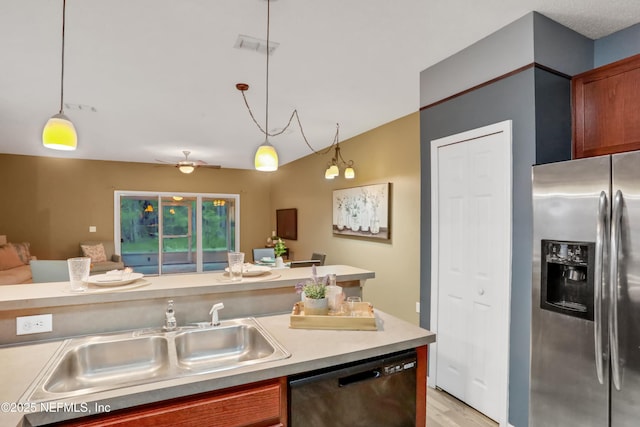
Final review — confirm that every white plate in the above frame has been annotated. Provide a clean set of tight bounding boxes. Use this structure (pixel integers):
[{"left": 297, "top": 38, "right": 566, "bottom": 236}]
[
  {"left": 86, "top": 272, "right": 144, "bottom": 287},
  {"left": 225, "top": 265, "right": 271, "bottom": 277}
]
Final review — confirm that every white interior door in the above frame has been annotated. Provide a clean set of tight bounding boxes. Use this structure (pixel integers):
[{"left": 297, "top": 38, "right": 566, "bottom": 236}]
[{"left": 429, "top": 121, "right": 512, "bottom": 425}]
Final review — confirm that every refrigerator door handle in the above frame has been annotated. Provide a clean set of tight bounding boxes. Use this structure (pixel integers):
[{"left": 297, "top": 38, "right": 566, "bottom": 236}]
[
  {"left": 610, "top": 189, "right": 623, "bottom": 391},
  {"left": 594, "top": 190, "right": 608, "bottom": 385}
]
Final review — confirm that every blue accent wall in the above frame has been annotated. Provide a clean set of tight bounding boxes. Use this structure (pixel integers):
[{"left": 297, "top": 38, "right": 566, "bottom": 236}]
[
  {"left": 419, "top": 10, "right": 640, "bottom": 426},
  {"left": 595, "top": 23, "right": 640, "bottom": 67},
  {"left": 420, "top": 66, "right": 571, "bottom": 427},
  {"left": 419, "top": 11, "right": 581, "bottom": 427}
]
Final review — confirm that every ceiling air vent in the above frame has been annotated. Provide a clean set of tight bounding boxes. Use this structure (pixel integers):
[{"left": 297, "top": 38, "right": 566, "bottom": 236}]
[{"left": 234, "top": 34, "right": 279, "bottom": 55}]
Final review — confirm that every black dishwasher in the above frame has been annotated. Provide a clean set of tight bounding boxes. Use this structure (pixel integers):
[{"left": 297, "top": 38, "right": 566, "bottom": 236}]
[{"left": 288, "top": 349, "right": 417, "bottom": 427}]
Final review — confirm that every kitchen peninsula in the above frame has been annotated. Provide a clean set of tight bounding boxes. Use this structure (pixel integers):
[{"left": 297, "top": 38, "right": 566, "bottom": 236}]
[{"left": 0, "top": 265, "right": 435, "bottom": 426}]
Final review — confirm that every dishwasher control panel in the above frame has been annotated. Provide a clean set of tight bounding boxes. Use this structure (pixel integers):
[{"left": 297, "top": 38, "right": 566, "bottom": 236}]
[{"left": 383, "top": 360, "right": 416, "bottom": 375}]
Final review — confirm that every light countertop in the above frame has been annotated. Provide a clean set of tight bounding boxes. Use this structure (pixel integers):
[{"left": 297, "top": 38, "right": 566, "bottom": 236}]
[
  {"left": 1, "top": 309, "right": 435, "bottom": 426},
  {"left": 0, "top": 265, "right": 374, "bottom": 311}
]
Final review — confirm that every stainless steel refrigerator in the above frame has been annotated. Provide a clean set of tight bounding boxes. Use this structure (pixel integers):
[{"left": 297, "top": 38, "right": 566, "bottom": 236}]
[{"left": 531, "top": 151, "right": 640, "bottom": 427}]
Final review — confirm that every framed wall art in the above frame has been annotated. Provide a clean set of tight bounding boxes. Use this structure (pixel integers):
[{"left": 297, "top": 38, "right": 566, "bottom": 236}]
[
  {"left": 276, "top": 208, "right": 298, "bottom": 240},
  {"left": 332, "top": 183, "right": 390, "bottom": 240}
]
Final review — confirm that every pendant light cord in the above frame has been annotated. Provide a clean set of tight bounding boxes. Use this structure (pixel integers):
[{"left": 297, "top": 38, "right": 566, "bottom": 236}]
[
  {"left": 264, "top": 0, "right": 270, "bottom": 141},
  {"left": 239, "top": 0, "right": 340, "bottom": 156},
  {"left": 59, "top": 0, "right": 67, "bottom": 114}
]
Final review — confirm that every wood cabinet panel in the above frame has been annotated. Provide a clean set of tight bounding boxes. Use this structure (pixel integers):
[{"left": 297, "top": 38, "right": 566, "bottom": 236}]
[
  {"left": 57, "top": 378, "right": 286, "bottom": 427},
  {"left": 573, "top": 53, "right": 640, "bottom": 158},
  {"left": 416, "top": 345, "right": 428, "bottom": 427}
]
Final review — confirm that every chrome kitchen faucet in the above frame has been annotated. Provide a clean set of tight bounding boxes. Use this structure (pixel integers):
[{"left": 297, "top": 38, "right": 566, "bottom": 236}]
[
  {"left": 209, "top": 302, "right": 225, "bottom": 326},
  {"left": 164, "top": 300, "right": 177, "bottom": 331}
]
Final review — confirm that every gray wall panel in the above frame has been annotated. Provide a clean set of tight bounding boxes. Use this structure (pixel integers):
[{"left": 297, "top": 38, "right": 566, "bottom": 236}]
[
  {"left": 594, "top": 22, "right": 640, "bottom": 67},
  {"left": 420, "top": 66, "right": 571, "bottom": 426},
  {"left": 421, "top": 69, "right": 537, "bottom": 427},
  {"left": 533, "top": 12, "right": 594, "bottom": 76},
  {"left": 419, "top": 11, "right": 594, "bottom": 427},
  {"left": 420, "top": 13, "right": 534, "bottom": 107},
  {"left": 534, "top": 68, "right": 572, "bottom": 164}
]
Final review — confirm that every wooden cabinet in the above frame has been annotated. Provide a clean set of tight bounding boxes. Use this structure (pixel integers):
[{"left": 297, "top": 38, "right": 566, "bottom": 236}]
[
  {"left": 59, "top": 378, "right": 287, "bottom": 427},
  {"left": 45, "top": 345, "right": 428, "bottom": 427},
  {"left": 416, "top": 345, "right": 428, "bottom": 427},
  {"left": 572, "top": 53, "right": 640, "bottom": 158}
]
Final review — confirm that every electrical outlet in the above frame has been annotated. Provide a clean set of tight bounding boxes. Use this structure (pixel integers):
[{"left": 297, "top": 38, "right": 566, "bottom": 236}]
[
  {"left": 16, "top": 314, "right": 53, "bottom": 335},
  {"left": 415, "top": 302, "right": 420, "bottom": 313}
]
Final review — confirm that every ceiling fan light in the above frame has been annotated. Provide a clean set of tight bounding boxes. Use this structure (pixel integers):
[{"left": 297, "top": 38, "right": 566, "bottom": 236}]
[
  {"left": 178, "top": 165, "right": 195, "bottom": 174},
  {"left": 255, "top": 141, "right": 278, "bottom": 171},
  {"left": 344, "top": 166, "right": 355, "bottom": 179},
  {"left": 42, "top": 113, "right": 77, "bottom": 151}
]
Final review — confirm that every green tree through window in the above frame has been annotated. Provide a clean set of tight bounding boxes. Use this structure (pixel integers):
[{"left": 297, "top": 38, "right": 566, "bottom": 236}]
[{"left": 116, "top": 193, "right": 238, "bottom": 274}]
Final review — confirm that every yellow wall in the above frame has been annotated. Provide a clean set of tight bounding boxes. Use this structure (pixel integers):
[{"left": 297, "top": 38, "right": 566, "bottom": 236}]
[
  {"left": 270, "top": 112, "right": 421, "bottom": 324},
  {"left": 0, "top": 155, "right": 274, "bottom": 259},
  {"left": 0, "top": 112, "right": 420, "bottom": 324}
]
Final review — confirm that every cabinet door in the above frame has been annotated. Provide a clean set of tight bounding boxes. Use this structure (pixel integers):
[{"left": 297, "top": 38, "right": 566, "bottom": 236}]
[
  {"left": 60, "top": 378, "right": 286, "bottom": 427},
  {"left": 573, "top": 53, "right": 640, "bottom": 158}
]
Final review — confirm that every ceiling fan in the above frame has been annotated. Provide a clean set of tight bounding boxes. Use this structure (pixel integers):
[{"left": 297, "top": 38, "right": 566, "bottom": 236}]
[{"left": 156, "top": 151, "right": 221, "bottom": 174}]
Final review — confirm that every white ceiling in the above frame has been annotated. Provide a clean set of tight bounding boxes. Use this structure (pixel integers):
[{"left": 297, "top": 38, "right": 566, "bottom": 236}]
[{"left": 1, "top": 0, "right": 638, "bottom": 170}]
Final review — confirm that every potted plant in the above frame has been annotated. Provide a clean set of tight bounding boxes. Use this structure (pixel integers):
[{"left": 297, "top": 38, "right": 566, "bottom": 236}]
[
  {"left": 273, "top": 238, "right": 287, "bottom": 267},
  {"left": 295, "top": 265, "right": 329, "bottom": 315}
]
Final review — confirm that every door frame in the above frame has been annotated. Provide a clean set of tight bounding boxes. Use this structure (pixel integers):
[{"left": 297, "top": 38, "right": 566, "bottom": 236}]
[{"left": 428, "top": 120, "right": 513, "bottom": 426}]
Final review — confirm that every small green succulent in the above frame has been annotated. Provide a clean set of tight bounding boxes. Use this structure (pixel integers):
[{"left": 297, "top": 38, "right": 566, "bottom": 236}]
[{"left": 295, "top": 265, "right": 328, "bottom": 299}]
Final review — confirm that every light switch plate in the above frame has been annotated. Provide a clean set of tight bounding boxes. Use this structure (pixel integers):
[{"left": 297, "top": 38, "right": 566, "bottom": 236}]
[
  {"left": 89, "top": 226, "right": 97, "bottom": 232},
  {"left": 16, "top": 314, "right": 53, "bottom": 335}
]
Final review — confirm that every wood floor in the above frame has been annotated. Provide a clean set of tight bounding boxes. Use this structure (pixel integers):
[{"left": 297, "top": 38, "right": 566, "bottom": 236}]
[{"left": 426, "top": 387, "right": 498, "bottom": 427}]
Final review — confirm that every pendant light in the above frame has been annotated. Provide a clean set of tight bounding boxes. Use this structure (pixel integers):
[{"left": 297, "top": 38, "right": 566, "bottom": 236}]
[
  {"left": 254, "top": 0, "right": 278, "bottom": 171},
  {"left": 236, "top": 0, "right": 355, "bottom": 177},
  {"left": 43, "top": 0, "right": 77, "bottom": 151}
]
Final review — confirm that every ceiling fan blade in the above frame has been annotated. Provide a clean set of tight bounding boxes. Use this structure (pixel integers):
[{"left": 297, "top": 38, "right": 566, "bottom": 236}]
[
  {"left": 154, "top": 152, "right": 220, "bottom": 170},
  {"left": 155, "top": 159, "right": 177, "bottom": 164},
  {"left": 192, "top": 159, "right": 222, "bottom": 169}
]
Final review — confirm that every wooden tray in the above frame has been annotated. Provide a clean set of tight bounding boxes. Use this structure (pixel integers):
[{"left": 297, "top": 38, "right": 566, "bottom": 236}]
[{"left": 289, "top": 301, "right": 377, "bottom": 330}]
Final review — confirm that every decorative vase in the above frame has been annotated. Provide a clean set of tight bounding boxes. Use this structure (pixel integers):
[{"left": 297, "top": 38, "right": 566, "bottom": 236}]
[
  {"left": 275, "top": 256, "right": 284, "bottom": 268},
  {"left": 337, "top": 210, "right": 345, "bottom": 231},
  {"left": 304, "top": 297, "right": 329, "bottom": 315},
  {"left": 350, "top": 216, "right": 360, "bottom": 232},
  {"left": 370, "top": 215, "right": 380, "bottom": 234},
  {"left": 360, "top": 209, "right": 370, "bottom": 233}
]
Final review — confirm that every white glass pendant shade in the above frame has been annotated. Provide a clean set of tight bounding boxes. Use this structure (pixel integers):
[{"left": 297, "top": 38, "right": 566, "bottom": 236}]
[
  {"left": 42, "top": 113, "right": 77, "bottom": 151},
  {"left": 255, "top": 140, "right": 279, "bottom": 171},
  {"left": 178, "top": 165, "right": 195, "bottom": 174},
  {"left": 328, "top": 164, "right": 339, "bottom": 177},
  {"left": 325, "top": 168, "right": 335, "bottom": 179},
  {"left": 344, "top": 166, "right": 355, "bottom": 179}
]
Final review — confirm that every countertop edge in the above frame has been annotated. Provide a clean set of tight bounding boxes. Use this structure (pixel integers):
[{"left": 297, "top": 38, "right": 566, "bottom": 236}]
[
  {"left": 7, "top": 310, "right": 434, "bottom": 426},
  {"left": 0, "top": 266, "right": 375, "bottom": 311}
]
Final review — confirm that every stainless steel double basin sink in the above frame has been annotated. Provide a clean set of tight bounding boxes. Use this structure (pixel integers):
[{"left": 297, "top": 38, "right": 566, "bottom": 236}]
[{"left": 23, "top": 317, "right": 290, "bottom": 402}]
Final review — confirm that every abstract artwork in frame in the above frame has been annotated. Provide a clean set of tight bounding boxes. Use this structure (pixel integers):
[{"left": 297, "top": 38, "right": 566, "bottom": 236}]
[{"left": 332, "top": 183, "right": 390, "bottom": 240}]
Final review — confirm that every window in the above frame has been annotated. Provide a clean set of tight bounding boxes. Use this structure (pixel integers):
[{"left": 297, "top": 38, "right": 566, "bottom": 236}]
[{"left": 115, "top": 191, "right": 239, "bottom": 275}]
